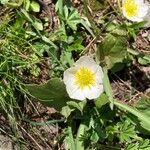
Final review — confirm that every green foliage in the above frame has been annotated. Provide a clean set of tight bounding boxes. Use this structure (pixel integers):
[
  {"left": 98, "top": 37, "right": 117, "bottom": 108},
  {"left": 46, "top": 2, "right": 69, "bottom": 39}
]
[
  {"left": 94, "top": 93, "right": 109, "bottom": 109},
  {"left": 26, "top": 78, "right": 71, "bottom": 111},
  {"left": 103, "top": 68, "right": 114, "bottom": 109},
  {"left": 0, "top": 0, "right": 40, "bottom": 12},
  {"left": 97, "top": 33, "right": 127, "bottom": 69},
  {"left": 138, "top": 54, "right": 150, "bottom": 65},
  {"left": 106, "top": 118, "right": 138, "bottom": 143},
  {"left": 125, "top": 21, "right": 146, "bottom": 40},
  {"left": 125, "top": 139, "right": 150, "bottom": 150},
  {"left": 114, "top": 100, "right": 150, "bottom": 132},
  {"left": 21, "top": 9, "right": 43, "bottom": 31},
  {"left": 0, "top": 0, "right": 150, "bottom": 149},
  {"left": 30, "top": 0, "right": 40, "bottom": 12},
  {"left": 117, "top": 119, "right": 137, "bottom": 142},
  {"left": 136, "top": 96, "right": 150, "bottom": 117},
  {"left": 56, "top": 3, "right": 81, "bottom": 31},
  {"left": 0, "top": 0, "right": 23, "bottom": 7},
  {"left": 0, "top": 0, "right": 9, "bottom": 4}
]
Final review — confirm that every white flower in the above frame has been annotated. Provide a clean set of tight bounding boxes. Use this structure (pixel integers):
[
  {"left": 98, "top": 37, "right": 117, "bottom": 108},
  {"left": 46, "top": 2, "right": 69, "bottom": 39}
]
[
  {"left": 122, "top": 0, "right": 149, "bottom": 22},
  {"left": 63, "top": 56, "right": 104, "bottom": 100}
]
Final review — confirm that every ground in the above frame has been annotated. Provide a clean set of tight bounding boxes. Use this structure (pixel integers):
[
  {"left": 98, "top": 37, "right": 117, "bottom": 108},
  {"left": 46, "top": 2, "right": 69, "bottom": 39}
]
[{"left": 0, "top": 0, "right": 150, "bottom": 150}]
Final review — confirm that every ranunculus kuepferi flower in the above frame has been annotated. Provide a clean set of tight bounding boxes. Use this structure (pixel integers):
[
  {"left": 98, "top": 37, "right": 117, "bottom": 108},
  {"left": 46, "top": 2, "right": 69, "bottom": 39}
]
[
  {"left": 63, "top": 56, "right": 104, "bottom": 100},
  {"left": 122, "top": 0, "right": 149, "bottom": 22}
]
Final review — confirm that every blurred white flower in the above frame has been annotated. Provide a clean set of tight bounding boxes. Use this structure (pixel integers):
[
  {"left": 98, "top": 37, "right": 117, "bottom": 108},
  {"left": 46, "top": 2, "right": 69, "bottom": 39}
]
[
  {"left": 122, "top": 0, "right": 149, "bottom": 22},
  {"left": 63, "top": 56, "right": 103, "bottom": 100}
]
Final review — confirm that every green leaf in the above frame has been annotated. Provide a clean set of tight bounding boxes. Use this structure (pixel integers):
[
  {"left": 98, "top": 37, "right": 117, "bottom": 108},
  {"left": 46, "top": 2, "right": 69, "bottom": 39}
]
[
  {"left": 64, "top": 5, "right": 69, "bottom": 20},
  {"left": 66, "top": 38, "right": 84, "bottom": 52},
  {"left": 61, "top": 105, "right": 75, "bottom": 118},
  {"left": 94, "top": 93, "right": 109, "bottom": 109},
  {"left": 117, "top": 120, "right": 137, "bottom": 142},
  {"left": 26, "top": 78, "right": 70, "bottom": 111},
  {"left": 87, "top": 0, "right": 106, "bottom": 11},
  {"left": 106, "top": 23, "right": 127, "bottom": 36},
  {"left": 21, "top": 9, "right": 33, "bottom": 22},
  {"left": 136, "top": 96, "right": 150, "bottom": 117},
  {"left": 80, "top": 19, "right": 95, "bottom": 38},
  {"left": 125, "top": 139, "right": 150, "bottom": 150},
  {"left": 135, "top": 96, "right": 150, "bottom": 131},
  {"left": 138, "top": 55, "right": 150, "bottom": 65},
  {"left": 114, "top": 100, "right": 150, "bottom": 132},
  {"left": 41, "top": 36, "right": 58, "bottom": 50},
  {"left": 67, "top": 100, "right": 87, "bottom": 113},
  {"left": 55, "top": 0, "right": 63, "bottom": 15},
  {"left": 139, "top": 139, "right": 150, "bottom": 150},
  {"left": 30, "top": 0, "right": 40, "bottom": 12},
  {"left": 1, "top": 0, "right": 23, "bottom": 7},
  {"left": 65, "top": 126, "right": 76, "bottom": 150},
  {"left": 103, "top": 67, "right": 114, "bottom": 109},
  {"left": 0, "top": 0, "right": 9, "bottom": 5},
  {"left": 60, "top": 51, "right": 74, "bottom": 67},
  {"left": 76, "top": 123, "right": 86, "bottom": 150},
  {"left": 21, "top": 9, "right": 43, "bottom": 31},
  {"left": 61, "top": 100, "right": 87, "bottom": 118},
  {"left": 97, "top": 34, "right": 127, "bottom": 69},
  {"left": 65, "top": 7, "right": 81, "bottom": 30},
  {"left": 128, "top": 21, "right": 146, "bottom": 30},
  {"left": 125, "top": 143, "right": 139, "bottom": 150},
  {"left": 33, "top": 18, "right": 43, "bottom": 31},
  {"left": 24, "top": 0, "right": 30, "bottom": 11}
]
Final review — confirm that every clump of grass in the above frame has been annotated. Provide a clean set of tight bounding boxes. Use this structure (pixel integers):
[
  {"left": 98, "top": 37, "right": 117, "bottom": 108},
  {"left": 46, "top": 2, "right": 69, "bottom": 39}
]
[{"left": 0, "top": 6, "right": 44, "bottom": 146}]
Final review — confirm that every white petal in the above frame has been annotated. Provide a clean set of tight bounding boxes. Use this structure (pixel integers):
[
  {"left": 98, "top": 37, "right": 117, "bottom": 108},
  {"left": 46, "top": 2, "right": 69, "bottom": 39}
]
[
  {"left": 63, "top": 67, "right": 77, "bottom": 85},
  {"left": 135, "top": 0, "right": 144, "bottom": 3},
  {"left": 83, "top": 84, "right": 103, "bottom": 100},
  {"left": 137, "top": 4, "right": 149, "bottom": 18},
  {"left": 143, "top": 14, "right": 150, "bottom": 27},
  {"left": 127, "top": 16, "right": 143, "bottom": 22},
  {"left": 95, "top": 66, "right": 104, "bottom": 83},
  {"left": 67, "top": 86, "right": 86, "bottom": 100},
  {"left": 75, "top": 56, "right": 96, "bottom": 68},
  {"left": 75, "top": 56, "right": 103, "bottom": 77},
  {"left": 63, "top": 68, "right": 86, "bottom": 100}
]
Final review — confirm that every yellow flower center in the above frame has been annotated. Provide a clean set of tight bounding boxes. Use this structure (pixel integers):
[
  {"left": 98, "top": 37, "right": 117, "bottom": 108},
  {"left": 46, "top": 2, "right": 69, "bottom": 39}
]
[
  {"left": 75, "top": 67, "right": 95, "bottom": 89},
  {"left": 123, "top": 0, "right": 139, "bottom": 17}
]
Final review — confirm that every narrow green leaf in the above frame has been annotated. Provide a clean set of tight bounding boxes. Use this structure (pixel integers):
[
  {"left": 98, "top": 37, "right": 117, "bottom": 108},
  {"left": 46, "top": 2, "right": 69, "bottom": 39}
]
[
  {"left": 103, "top": 67, "right": 114, "bottom": 109},
  {"left": 65, "top": 126, "right": 76, "bottom": 150},
  {"left": 80, "top": 19, "right": 95, "bottom": 38},
  {"left": 76, "top": 123, "right": 86, "bottom": 150},
  {"left": 21, "top": 9, "right": 33, "bottom": 23},
  {"left": 33, "top": 19, "right": 43, "bottom": 31},
  {"left": 55, "top": 0, "right": 63, "bottom": 15}
]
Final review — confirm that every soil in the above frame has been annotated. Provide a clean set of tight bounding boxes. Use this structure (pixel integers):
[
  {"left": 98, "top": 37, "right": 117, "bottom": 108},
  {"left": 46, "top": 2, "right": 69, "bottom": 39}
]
[{"left": 0, "top": 1, "right": 150, "bottom": 150}]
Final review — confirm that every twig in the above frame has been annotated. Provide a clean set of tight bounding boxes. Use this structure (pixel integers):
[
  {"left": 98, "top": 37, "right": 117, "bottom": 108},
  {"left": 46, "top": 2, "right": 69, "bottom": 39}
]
[
  {"left": 19, "top": 125, "right": 44, "bottom": 150},
  {"left": 80, "top": 37, "right": 96, "bottom": 55}
]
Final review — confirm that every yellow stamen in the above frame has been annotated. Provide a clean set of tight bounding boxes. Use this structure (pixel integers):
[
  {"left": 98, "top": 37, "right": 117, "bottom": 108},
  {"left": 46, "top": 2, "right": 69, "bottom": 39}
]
[
  {"left": 75, "top": 67, "right": 95, "bottom": 89},
  {"left": 123, "top": 0, "right": 139, "bottom": 17}
]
